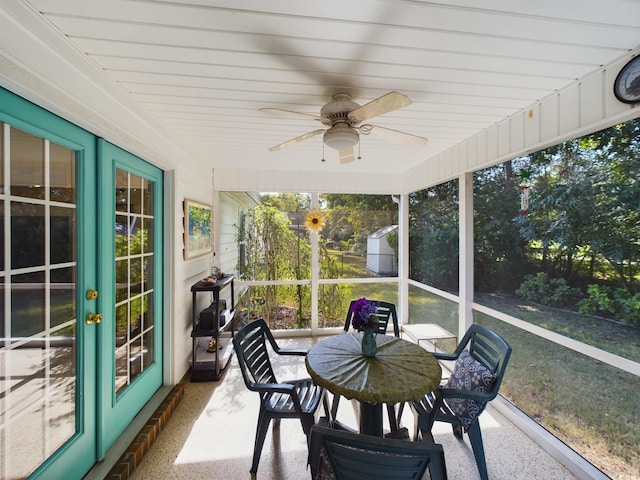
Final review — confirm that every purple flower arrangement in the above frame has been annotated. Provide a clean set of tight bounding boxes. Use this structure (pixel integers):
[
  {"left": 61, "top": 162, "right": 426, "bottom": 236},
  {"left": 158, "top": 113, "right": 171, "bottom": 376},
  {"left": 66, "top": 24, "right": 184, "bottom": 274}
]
[{"left": 350, "top": 297, "right": 377, "bottom": 329}]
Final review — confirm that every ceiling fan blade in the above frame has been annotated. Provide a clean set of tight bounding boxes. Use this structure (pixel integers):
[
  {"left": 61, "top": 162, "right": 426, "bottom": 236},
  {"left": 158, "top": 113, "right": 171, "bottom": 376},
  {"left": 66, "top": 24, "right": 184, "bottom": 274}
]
[
  {"left": 267, "top": 129, "right": 325, "bottom": 151},
  {"left": 348, "top": 91, "right": 412, "bottom": 122},
  {"left": 339, "top": 148, "right": 355, "bottom": 164},
  {"left": 364, "top": 125, "right": 428, "bottom": 148},
  {"left": 260, "top": 108, "right": 322, "bottom": 122}
]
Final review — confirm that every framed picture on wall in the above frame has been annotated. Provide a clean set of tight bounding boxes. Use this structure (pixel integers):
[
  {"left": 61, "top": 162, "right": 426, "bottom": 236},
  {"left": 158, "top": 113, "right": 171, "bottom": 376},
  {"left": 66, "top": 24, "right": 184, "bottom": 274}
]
[{"left": 183, "top": 198, "right": 213, "bottom": 260}]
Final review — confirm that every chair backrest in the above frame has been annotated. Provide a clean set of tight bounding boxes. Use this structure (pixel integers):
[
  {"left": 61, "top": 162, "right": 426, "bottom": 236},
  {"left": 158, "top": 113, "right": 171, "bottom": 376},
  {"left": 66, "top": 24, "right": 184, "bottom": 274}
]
[
  {"left": 343, "top": 300, "right": 399, "bottom": 337},
  {"left": 309, "top": 424, "right": 447, "bottom": 480},
  {"left": 456, "top": 324, "right": 512, "bottom": 398},
  {"left": 232, "top": 318, "right": 278, "bottom": 391}
]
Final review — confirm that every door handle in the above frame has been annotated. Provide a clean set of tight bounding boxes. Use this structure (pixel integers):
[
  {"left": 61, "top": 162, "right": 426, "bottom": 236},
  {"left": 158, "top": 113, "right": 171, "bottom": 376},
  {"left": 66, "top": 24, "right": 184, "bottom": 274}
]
[{"left": 86, "top": 312, "right": 103, "bottom": 325}]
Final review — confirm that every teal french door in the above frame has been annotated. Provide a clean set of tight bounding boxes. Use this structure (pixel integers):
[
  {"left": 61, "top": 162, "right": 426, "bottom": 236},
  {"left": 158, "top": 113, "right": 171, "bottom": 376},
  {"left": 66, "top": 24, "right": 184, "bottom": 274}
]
[
  {"left": 0, "top": 89, "right": 163, "bottom": 479},
  {"left": 96, "top": 140, "right": 163, "bottom": 454}
]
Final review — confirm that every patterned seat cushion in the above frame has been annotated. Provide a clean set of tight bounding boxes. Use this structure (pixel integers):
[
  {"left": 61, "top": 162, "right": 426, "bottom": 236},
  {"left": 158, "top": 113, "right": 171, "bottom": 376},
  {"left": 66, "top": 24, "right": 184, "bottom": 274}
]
[
  {"left": 315, "top": 448, "right": 336, "bottom": 480},
  {"left": 443, "top": 350, "right": 496, "bottom": 430}
]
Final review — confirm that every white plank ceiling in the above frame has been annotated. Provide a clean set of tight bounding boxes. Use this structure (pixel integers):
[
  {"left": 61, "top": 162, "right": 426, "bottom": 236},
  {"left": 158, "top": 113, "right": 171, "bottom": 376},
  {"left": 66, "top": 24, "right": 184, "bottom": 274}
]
[{"left": 13, "top": 0, "right": 640, "bottom": 173}]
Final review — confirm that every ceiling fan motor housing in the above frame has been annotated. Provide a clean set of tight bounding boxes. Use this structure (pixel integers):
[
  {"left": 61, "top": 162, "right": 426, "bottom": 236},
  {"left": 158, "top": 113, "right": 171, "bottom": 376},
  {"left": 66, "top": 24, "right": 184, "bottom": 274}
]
[
  {"left": 320, "top": 93, "right": 362, "bottom": 125},
  {"left": 321, "top": 93, "right": 361, "bottom": 150}
]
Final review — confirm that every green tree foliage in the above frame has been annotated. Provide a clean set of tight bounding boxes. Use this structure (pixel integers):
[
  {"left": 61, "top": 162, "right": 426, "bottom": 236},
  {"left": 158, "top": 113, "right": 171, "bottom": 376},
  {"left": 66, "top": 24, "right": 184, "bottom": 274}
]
[
  {"left": 516, "top": 272, "right": 580, "bottom": 307},
  {"left": 235, "top": 199, "right": 352, "bottom": 327},
  {"left": 523, "top": 119, "right": 640, "bottom": 296},
  {"left": 523, "top": 141, "right": 601, "bottom": 281},
  {"left": 508, "top": 119, "right": 639, "bottom": 323},
  {"left": 261, "top": 193, "right": 310, "bottom": 212},
  {"left": 414, "top": 119, "right": 640, "bottom": 324},
  {"left": 409, "top": 181, "right": 459, "bottom": 291},
  {"left": 236, "top": 204, "right": 308, "bottom": 324},
  {"left": 322, "top": 194, "right": 397, "bottom": 252},
  {"left": 115, "top": 226, "right": 147, "bottom": 335},
  {"left": 474, "top": 162, "right": 529, "bottom": 292},
  {"left": 583, "top": 121, "right": 640, "bottom": 294},
  {"left": 317, "top": 246, "right": 350, "bottom": 325},
  {"left": 238, "top": 204, "right": 303, "bottom": 281}
]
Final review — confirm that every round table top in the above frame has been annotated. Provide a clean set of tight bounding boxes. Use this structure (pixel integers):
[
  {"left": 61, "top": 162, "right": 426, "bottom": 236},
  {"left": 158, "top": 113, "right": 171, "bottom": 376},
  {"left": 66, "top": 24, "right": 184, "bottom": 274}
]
[{"left": 305, "top": 332, "right": 442, "bottom": 405}]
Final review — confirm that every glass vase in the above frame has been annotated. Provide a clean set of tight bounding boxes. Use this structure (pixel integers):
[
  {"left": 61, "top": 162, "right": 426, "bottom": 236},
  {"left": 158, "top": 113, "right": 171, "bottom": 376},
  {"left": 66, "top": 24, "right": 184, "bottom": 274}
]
[{"left": 361, "top": 327, "right": 377, "bottom": 357}]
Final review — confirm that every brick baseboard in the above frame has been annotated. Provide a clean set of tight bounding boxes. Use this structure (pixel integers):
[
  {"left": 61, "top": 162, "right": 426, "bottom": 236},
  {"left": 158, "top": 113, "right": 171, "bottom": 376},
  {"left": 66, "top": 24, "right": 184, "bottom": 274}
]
[{"left": 106, "top": 384, "right": 185, "bottom": 480}]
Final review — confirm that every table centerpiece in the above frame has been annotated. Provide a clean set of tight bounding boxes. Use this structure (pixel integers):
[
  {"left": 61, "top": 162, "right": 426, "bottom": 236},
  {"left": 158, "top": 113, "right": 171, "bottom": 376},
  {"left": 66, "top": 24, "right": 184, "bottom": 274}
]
[{"left": 350, "top": 297, "right": 378, "bottom": 357}]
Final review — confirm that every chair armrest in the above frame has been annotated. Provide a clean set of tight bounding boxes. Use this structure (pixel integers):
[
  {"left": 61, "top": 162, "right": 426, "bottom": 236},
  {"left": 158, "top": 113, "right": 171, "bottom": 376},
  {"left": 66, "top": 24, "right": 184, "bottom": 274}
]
[
  {"left": 248, "top": 381, "right": 296, "bottom": 395},
  {"left": 439, "top": 387, "right": 495, "bottom": 402},
  {"left": 433, "top": 351, "right": 459, "bottom": 361},
  {"left": 277, "top": 348, "right": 309, "bottom": 356}
]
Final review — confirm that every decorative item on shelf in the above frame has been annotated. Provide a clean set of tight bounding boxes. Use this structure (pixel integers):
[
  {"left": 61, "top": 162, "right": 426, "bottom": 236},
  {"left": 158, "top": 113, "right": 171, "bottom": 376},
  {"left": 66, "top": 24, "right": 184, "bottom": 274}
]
[
  {"left": 211, "top": 265, "right": 224, "bottom": 279},
  {"left": 350, "top": 297, "right": 378, "bottom": 357},
  {"left": 304, "top": 210, "right": 327, "bottom": 233}
]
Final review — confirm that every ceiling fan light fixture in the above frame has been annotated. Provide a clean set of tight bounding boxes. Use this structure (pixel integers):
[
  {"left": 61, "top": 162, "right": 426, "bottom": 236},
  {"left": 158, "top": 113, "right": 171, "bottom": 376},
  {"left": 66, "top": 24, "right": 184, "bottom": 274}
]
[{"left": 323, "top": 125, "right": 359, "bottom": 151}]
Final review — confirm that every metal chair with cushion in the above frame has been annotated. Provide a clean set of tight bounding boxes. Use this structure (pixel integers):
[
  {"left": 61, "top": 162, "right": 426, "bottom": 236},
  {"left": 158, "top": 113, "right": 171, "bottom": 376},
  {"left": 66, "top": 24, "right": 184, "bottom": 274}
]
[
  {"left": 308, "top": 421, "right": 448, "bottom": 480},
  {"left": 332, "top": 300, "right": 404, "bottom": 433},
  {"left": 233, "top": 318, "right": 328, "bottom": 474},
  {"left": 410, "top": 324, "right": 512, "bottom": 480}
]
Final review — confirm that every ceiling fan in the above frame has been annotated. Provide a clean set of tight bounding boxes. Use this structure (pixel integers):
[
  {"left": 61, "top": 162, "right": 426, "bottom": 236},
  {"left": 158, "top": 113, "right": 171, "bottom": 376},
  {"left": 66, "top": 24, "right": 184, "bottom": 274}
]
[{"left": 261, "top": 91, "right": 428, "bottom": 163}]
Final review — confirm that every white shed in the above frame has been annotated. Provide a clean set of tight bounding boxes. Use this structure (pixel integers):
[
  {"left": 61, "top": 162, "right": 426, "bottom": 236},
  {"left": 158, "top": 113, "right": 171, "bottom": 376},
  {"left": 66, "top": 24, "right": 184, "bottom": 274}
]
[{"left": 366, "top": 225, "right": 398, "bottom": 274}]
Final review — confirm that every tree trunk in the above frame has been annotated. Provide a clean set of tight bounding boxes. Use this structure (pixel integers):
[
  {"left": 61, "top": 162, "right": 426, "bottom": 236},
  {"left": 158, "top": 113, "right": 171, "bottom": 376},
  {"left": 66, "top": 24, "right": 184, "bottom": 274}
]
[{"left": 504, "top": 160, "right": 514, "bottom": 188}]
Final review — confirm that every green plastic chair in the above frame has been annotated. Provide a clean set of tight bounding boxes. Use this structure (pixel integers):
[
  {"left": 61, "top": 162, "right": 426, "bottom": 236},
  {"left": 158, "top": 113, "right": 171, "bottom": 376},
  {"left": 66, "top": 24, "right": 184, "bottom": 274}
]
[
  {"left": 342, "top": 299, "right": 399, "bottom": 337},
  {"left": 411, "top": 324, "right": 512, "bottom": 480},
  {"left": 308, "top": 422, "right": 448, "bottom": 480},
  {"left": 232, "top": 318, "right": 328, "bottom": 474}
]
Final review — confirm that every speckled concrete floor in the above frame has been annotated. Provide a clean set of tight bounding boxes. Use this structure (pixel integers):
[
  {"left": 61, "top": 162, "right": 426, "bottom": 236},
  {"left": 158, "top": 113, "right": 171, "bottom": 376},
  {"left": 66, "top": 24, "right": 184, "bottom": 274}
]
[{"left": 130, "top": 337, "right": 577, "bottom": 480}]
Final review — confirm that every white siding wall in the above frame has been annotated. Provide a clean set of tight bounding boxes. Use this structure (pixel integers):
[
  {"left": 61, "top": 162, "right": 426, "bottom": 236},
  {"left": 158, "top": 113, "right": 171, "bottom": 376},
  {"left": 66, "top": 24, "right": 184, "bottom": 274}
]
[
  {"left": 215, "top": 191, "right": 258, "bottom": 278},
  {"left": 169, "top": 168, "right": 214, "bottom": 383}
]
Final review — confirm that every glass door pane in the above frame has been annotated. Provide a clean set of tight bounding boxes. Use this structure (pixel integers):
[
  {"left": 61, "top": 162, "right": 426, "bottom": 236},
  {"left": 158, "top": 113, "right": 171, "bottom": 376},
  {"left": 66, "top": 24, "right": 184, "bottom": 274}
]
[
  {"left": 0, "top": 126, "right": 77, "bottom": 478},
  {"left": 114, "top": 169, "right": 156, "bottom": 395}
]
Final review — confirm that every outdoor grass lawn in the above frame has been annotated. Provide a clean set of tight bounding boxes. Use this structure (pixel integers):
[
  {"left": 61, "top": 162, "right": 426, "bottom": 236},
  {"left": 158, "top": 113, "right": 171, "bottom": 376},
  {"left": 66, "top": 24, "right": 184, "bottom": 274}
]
[
  {"left": 476, "top": 293, "right": 640, "bottom": 363},
  {"left": 474, "top": 295, "right": 639, "bottom": 478},
  {"left": 325, "top": 250, "right": 399, "bottom": 304}
]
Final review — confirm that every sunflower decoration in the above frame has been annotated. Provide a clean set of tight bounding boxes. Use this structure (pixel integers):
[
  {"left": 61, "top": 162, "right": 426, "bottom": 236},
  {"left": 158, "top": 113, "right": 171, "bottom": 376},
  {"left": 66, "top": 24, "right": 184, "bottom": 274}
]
[{"left": 304, "top": 210, "right": 327, "bottom": 233}]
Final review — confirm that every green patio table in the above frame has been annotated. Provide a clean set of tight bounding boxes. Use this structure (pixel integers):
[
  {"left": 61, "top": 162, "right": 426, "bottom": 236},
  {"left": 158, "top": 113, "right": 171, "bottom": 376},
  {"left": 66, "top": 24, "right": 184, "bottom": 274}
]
[{"left": 305, "top": 332, "right": 441, "bottom": 436}]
